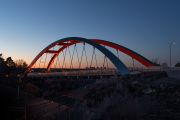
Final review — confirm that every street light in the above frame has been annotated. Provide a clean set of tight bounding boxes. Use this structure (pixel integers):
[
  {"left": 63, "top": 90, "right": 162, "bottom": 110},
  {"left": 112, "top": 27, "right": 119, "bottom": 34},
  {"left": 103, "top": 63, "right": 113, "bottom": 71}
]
[{"left": 169, "top": 41, "right": 175, "bottom": 68}]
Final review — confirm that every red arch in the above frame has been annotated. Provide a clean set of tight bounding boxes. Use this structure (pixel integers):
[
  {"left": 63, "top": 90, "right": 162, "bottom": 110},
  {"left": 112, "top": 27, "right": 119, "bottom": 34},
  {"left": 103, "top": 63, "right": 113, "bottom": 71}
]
[
  {"left": 28, "top": 38, "right": 157, "bottom": 72},
  {"left": 91, "top": 39, "right": 156, "bottom": 67}
]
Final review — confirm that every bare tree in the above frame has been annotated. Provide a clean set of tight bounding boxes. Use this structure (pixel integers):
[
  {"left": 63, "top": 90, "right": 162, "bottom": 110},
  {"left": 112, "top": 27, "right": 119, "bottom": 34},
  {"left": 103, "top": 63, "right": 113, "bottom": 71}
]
[
  {"left": 175, "top": 62, "right": 180, "bottom": 67},
  {"left": 15, "top": 59, "right": 28, "bottom": 68},
  {"left": 15, "top": 59, "right": 28, "bottom": 74}
]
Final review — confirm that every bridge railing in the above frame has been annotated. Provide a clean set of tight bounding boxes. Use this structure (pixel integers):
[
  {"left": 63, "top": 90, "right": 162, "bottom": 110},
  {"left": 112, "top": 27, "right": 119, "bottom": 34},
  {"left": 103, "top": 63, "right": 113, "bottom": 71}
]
[{"left": 27, "top": 69, "right": 118, "bottom": 78}]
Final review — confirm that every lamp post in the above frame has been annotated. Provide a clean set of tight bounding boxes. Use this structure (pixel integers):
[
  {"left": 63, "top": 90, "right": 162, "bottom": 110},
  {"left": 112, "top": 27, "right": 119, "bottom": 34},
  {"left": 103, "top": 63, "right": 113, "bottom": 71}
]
[{"left": 169, "top": 41, "right": 175, "bottom": 68}]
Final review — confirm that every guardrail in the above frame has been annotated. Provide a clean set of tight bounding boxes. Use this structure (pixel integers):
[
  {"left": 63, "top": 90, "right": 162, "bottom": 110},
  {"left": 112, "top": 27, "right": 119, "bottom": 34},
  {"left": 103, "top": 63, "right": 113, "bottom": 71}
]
[{"left": 28, "top": 69, "right": 118, "bottom": 78}]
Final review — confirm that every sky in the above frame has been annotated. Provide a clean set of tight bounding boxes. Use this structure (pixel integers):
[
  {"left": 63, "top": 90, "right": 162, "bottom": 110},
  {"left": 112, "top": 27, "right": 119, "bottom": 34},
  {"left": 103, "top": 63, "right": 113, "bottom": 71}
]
[{"left": 0, "top": 0, "right": 180, "bottom": 67}]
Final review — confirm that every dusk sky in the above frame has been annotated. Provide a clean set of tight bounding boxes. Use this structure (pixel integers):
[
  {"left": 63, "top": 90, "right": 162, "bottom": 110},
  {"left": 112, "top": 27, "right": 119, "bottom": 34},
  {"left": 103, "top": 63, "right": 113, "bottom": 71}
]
[{"left": 0, "top": 0, "right": 180, "bottom": 66}]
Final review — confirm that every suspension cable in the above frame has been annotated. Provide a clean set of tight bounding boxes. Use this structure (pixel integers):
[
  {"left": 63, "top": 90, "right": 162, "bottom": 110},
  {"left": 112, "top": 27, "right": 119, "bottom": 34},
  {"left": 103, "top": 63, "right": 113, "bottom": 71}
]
[
  {"left": 34, "top": 60, "right": 37, "bottom": 68},
  {"left": 102, "top": 55, "right": 106, "bottom": 69},
  {"left": 62, "top": 47, "right": 67, "bottom": 69},
  {"left": 67, "top": 46, "right": 72, "bottom": 68},
  {"left": 57, "top": 55, "right": 61, "bottom": 68},
  {"left": 105, "top": 56, "right": 109, "bottom": 69},
  {"left": 43, "top": 53, "right": 47, "bottom": 68},
  {"left": 102, "top": 45, "right": 106, "bottom": 69},
  {"left": 90, "top": 46, "right": 95, "bottom": 68},
  {"left": 54, "top": 53, "right": 59, "bottom": 69},
  {"left": 48, "top": 46, "right": 55, "bottom": 70},
  {"left": 55, "top": 55, "right": 59, "bottom": 68},
  {"left": 116, "top": 49, "right": 120, "bottom": 59},
  {"left": 79, "top": 43, "right": 85, "bottom": 69},
  {"left": 75, "top": 44, "right": 80, "bottom": 66},
  {"left": 84, "top": 43, "right": 89, "bottom": 68},
  {"left": 38, "top": 55, "right": 43, "bottom": 68},
  {"left": 75, "top": 44, "right": 80, "bottom": 77},
  {"left": 70, "top": 44, "right": 76, "bottom": 69},
  {"left": 94, "top": 48, "right": 98, "bottom": 68}
]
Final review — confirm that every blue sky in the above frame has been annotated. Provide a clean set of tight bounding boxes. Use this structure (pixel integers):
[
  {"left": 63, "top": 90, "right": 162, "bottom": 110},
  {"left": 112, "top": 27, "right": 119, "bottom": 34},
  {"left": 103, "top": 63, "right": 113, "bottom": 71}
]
[{"left": 0, "top": 0, "right": 180, "bottom": 66}]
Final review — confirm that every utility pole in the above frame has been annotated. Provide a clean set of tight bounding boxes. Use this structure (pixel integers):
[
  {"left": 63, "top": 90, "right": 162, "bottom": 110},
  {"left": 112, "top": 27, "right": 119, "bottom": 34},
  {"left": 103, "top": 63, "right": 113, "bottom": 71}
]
[{"left": 169, "top": 42, "right": 175, "bottom": 68}]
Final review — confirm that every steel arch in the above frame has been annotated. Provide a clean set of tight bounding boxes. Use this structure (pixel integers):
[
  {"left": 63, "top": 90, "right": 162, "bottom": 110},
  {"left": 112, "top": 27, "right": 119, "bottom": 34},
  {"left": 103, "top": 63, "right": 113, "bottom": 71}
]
[
  {"left": 91, "top": 39, "right": 156, "bottom": 67},
  {"left": 28, "top": 37, "right": 129, "bottom": 75},
  {"left": 28, "top": 37, "right": 157, "bottom": 75}
]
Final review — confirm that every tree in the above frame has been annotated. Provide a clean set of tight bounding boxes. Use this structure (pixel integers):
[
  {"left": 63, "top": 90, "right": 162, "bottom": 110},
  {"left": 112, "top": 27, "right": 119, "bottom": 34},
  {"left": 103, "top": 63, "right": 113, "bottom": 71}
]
[
  {"left": 15, "top": 59, "right": 28, "bottom": 73},
  {"left": 0, "top": 53, "right": 28, "bottom": 75},
  {"left": 0, "top": 53, "right": 8, "bottom": 74},
  {"left": 4, "top": 57, "right": 16, "bottom": 74},
  {"left": 15, "top": 59, "right": 28, "bottom": 68},
  {"left": 175, "top": 62, "right": 180, "bottom": 67},
  {"left": 5, "top": 57, "right": 15, "bottom": 68},
  {"left": 0, "top": 53, "right": 5, "bottom": 64}
]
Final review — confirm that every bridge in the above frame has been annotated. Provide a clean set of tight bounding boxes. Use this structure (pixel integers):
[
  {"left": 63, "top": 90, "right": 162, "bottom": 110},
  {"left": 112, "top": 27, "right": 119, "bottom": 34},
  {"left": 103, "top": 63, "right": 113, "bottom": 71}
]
[{"left": 27, "top": 37, "right": 157, "bottom": 78}]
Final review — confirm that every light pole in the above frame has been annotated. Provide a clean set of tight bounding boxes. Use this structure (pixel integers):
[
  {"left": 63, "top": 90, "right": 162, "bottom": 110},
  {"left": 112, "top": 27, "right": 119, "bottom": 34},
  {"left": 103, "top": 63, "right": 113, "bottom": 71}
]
[{"left": 169, "top": 41, "right": 175, "bottom": 68}]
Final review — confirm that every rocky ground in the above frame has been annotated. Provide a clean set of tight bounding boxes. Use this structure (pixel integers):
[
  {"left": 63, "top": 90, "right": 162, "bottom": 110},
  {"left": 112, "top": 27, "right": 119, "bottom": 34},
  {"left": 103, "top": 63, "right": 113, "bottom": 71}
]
[
  {"left": 97, "top": 72, "right": 180, "bottom": 120},
  {"left": 1, "top": 71, "right": 180, "bottom": 120}
]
